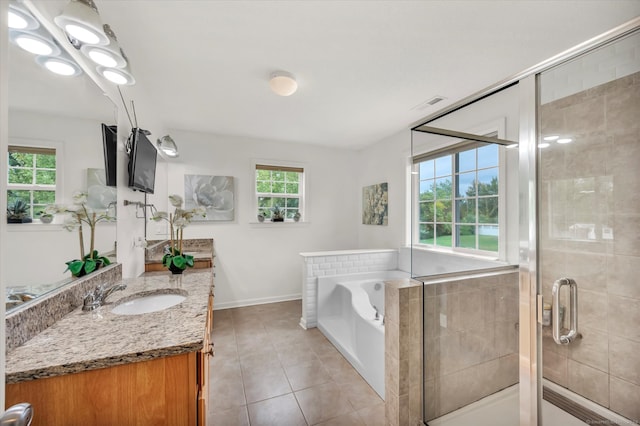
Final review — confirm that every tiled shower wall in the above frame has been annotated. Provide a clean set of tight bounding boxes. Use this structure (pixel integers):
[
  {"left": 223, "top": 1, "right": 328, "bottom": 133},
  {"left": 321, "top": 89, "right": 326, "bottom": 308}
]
[
  {"left": 299, "top": 249, "right": 398, "bottom": 328},
  {"left": 423, "top": 268, "right": 519, "bottom": 420},
  {"left": 539, "top": 70, "right": 640, "bottom": 421}
]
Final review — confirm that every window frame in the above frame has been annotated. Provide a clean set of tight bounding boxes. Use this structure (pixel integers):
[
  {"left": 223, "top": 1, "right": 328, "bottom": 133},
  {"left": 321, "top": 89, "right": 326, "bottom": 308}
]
[
  {"left": 7, "top": 138, "right": 64, "bottom": 222},
  {"left": 252, "top": 160, "right": 306, "bottom": 224},
  {"left": 412, "top": 129, "right": 506, "bottom": 260}
]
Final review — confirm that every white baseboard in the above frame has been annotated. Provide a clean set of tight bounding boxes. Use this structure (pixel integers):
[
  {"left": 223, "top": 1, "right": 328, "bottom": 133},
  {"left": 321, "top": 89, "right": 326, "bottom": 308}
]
[{"left": 214, "top": 293, "right": 302, "bottom": 310}]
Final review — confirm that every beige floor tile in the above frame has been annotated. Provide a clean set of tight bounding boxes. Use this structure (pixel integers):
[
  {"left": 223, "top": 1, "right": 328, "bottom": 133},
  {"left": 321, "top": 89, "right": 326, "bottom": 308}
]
[
  {"left": 295, "top": 382, "right": 354, "bottom": 425},
  {"left": 209, "top": 373, "right": 246, "bottom": 411},
  {"left": 247, "top": 393, "right": 307, "bottom": 426},
  {"left": 243, "top": 364, "right": 292, "bottom": 403},
  {"left": 339, "top": 377, "right": 383, "bottom": 410},
  {"left": 355, "top": 403, "right": 385, "bottom": 426},
  {"left": 277, "top": 342, "right": 318, "bottom": 367},
  {"left": 208, "top": 404, "right": 250, "bottom": 426},
  {"left": 284, "top": 358, "right": 332, "bottom": 391},
  {"left": 319, "top": 353, "right": 365, "bottom": 384},
  {"left": 314, "top": 412, "right": 364, "bottom": 426}
]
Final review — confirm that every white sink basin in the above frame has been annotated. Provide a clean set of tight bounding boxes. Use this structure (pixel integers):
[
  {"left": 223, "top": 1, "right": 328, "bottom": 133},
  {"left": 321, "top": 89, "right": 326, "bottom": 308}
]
[{"left": 111, "top": 293, "right": 186, "bottom": 315}]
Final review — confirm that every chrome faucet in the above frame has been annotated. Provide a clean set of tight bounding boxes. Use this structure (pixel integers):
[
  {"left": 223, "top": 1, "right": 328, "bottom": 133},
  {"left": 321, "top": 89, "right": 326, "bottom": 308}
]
[
  {"left": 373, "top": 305, "right": 380, "bottom": 320},
  {"left": 83, "top": 283, "right": 127, "bottom": 311}
]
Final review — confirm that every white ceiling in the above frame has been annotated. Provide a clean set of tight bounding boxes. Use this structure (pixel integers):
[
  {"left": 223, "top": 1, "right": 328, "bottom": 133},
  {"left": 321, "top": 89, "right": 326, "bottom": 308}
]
[{"left": 16, "top": 1, "right": 640, "bottom": 149}]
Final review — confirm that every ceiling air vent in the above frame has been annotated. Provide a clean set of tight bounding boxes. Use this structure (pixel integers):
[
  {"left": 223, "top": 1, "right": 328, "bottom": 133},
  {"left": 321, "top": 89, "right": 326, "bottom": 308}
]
[{"left": 411, "top": 96, "right": 446, "bottom": 111}]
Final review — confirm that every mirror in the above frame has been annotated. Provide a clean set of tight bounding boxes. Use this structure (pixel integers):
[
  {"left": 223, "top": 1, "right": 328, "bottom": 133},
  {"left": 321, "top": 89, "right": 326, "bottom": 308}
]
[{"left": 5, "top": 10, "right": 117, "bottom": 312}]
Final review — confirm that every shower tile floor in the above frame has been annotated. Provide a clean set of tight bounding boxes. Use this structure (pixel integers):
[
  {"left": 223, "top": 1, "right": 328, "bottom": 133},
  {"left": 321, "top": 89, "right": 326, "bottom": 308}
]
[{"left": 207, "top": 300, "right": 384, "bottom": 426}]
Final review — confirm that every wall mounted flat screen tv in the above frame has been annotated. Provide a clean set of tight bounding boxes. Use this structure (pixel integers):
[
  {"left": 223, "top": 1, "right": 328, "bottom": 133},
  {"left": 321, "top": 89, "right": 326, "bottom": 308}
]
[
  {"left": 127, "top": 127, "right": 157, "bottom": 194},
  {"left": 101, "top": 123, "right": 117, "bottom": 187}
]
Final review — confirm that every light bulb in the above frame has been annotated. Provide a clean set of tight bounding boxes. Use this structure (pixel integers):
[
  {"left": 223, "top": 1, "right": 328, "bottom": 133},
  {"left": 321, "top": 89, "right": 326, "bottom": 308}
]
[
  {"left": 8, "top": 10, "right": 28, "bottom": 29},
  {"left": 88, "top": 49, "right": 118, "bottom": 67},
  {"left": 15, "top": 34, "right": 53, "bottom": 55},
  {"left": 65, "top": 23, "right": 100, "bottom": 44},
  {"left": 43, "top": 59, "right": 76, "bottom": 76}
]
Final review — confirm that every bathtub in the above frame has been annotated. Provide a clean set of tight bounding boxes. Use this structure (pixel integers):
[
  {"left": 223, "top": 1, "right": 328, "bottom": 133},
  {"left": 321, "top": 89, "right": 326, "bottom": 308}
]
[{"left": 317, "top": 270, "right": 410, "bottom": 399}]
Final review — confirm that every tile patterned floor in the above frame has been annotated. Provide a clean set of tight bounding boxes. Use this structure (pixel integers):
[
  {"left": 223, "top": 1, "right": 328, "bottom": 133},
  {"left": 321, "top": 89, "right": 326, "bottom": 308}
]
[{"left": 208, "top": 300, "right": 385, "bottom": 425}]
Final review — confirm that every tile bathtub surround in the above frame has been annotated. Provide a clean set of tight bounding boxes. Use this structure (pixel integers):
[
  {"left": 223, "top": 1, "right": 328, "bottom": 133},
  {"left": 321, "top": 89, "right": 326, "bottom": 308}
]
[
  {"left": 6, "top": 268, "right": 213, "bottom": 383},
  {"left": 423, "top": 269, "right": 519, "bottom": 420},
  {"left": 209, "top": 300, "right": 384, "bottom": 426},
  {"left": 299, "top": 249, "right": 398, "bottom": 328},
  {"left": 385, "top": 278, "right": 423, "bottom": 426},
  {"left": 5, "top": 263, "right": 122, "bottom": 351},
  {"left": 539, "top": 70, "right": 640, "bottom": 422}
]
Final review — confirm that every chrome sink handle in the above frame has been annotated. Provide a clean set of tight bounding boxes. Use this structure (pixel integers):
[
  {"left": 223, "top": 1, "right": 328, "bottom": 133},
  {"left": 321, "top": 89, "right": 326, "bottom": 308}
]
[
  {"left": 0, "top": 403, "right": 33, "bottom": 426},
  {"left": 552, "top": 278, "right": 578, "bottom": 345}
]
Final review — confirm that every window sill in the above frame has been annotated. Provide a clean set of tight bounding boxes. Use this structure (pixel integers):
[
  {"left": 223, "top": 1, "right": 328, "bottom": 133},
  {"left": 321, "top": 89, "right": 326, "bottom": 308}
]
[
  {"left": 249, "top": 221, "right": 310, "bottom": 228},
  {"left": 6, "top": 221, "right": 116, "bottom": 232}
]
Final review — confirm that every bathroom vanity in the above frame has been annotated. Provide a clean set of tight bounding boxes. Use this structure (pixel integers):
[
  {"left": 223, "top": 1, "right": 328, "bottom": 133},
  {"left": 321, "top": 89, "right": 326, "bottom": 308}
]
[{"left": 4, "top": 268, "right": 214, "bottom": 426}]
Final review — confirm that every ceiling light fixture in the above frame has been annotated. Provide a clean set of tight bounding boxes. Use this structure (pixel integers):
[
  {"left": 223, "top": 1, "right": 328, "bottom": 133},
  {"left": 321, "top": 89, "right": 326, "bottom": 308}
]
[
  {"left": 36, "top": 55, "right": 82, "bottom": 76},
  {"left": 8, "top": 3, "right": 39, "bottom": 30},
  {"left": 269, "top": 71, "right": 298, "bottom": 96},
  {"left": 97, "top": 65, "right": 135, "bottom": 85},
  {"left": 81, "top": 24, "right": 127, "bottom": 68},
  {"left": 54, "top": 0, "right": 108, "bottom": 45},
  {"left": 157, "top": 135, "right": 179, "bottom": 158},
  {"left": 10, "top": 29, "right": 61, "bottom": 56}
]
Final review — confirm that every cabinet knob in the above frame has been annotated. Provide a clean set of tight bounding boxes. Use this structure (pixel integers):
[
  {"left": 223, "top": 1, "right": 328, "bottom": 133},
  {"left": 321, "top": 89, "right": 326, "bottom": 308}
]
[{"left": 206, "top": 342, "right": 215, "bottom": 357}]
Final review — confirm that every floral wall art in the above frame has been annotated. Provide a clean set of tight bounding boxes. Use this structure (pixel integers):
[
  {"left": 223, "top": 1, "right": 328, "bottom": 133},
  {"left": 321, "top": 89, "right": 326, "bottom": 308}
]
[
  {"left": 184, "top": 174, "right": 235, "bottom": 221},
  {"left": 362, "top": 182, "right": 388, "bottom": 225}
]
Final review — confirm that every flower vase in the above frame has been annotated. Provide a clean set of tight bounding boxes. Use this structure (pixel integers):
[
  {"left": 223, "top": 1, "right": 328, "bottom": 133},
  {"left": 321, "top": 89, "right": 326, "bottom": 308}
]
[{"left": 169, "top": 263, "right": 185, "bottom": 275}]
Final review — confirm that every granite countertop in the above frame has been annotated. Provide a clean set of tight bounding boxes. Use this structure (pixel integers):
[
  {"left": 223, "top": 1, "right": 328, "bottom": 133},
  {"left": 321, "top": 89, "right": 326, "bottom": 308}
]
[{"left": 5, "top": 269, "right": 213, "bottom": 384}]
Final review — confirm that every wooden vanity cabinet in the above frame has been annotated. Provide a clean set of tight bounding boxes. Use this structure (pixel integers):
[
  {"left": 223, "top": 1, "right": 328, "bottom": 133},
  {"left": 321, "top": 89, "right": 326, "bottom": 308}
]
[{"left": 5, "top": 292, "right": 215, "bottom": 426}]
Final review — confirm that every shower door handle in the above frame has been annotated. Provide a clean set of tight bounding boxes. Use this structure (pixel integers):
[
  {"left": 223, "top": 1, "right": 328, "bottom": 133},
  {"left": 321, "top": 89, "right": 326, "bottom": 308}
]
[{"left": 552, "top": 278, "right": 578, "bottom": 345}]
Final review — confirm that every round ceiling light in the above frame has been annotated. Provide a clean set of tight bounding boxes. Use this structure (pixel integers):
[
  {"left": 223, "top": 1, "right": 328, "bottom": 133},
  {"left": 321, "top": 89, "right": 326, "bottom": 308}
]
[
  {"left": 54, "top": 0, "right": 108, "bottom": 45},
  {"left": 81, "top": 24, "right": 127, "bottom": 68},
  {"left": 8, "top": 4, "right": 39, "bottom": 30},
  {"left": 10, "top": 30, "right": 60, "bottom": 56},
  {"left": 269, "top": 71, "right": 298, "bottom": 96},
  {"left": 36, "top": 56, "right": 82, "bottom": 76},
  {"left": 97, "top": 65, "right": 135, "bottom": 85}
]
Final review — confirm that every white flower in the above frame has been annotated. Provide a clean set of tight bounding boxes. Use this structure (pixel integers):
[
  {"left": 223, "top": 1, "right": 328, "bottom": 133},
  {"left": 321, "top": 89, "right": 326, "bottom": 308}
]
[
  {"left": 72, "top": 191, "right": 88, "bottom": 205},
  {"left": 169, "top": 194, "right": 183, "bottom": 208}
]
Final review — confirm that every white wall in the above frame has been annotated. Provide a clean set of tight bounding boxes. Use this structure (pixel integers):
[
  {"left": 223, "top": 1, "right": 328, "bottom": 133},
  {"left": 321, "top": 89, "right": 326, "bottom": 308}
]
[
  {"left": 356, "top": 129, "right": 411, "bottom": 250},
  {"left": 162, "top": 129, "right": 359, "bottom": 309}
]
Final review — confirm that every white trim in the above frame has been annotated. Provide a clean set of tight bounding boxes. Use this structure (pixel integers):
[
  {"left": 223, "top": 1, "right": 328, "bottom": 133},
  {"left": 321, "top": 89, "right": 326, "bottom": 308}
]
[
  {"left": 299, "top": 248, "right": 397, "bottom": 257},
  {"left": 213, "top": 293, "right": 301, "bottom": 310}
]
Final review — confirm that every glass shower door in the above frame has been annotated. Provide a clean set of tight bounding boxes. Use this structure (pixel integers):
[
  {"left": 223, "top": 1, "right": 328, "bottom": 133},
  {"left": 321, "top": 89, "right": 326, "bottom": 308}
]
[{"left": 537, "top": 30, "right": 640, "bottom": 425}]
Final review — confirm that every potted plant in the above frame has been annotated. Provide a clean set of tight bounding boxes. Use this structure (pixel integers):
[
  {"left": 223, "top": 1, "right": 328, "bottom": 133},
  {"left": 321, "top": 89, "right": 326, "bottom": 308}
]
[
  {"left": 38, "top": 211, "right": 54, "bottom": 224},
  {"left": 48, "top": 192, "right": 115, "bottom": 277},
  {"left": 7, "top": 200, "right": 32, "bottom": 223},
  {"left": 151, "top": 195, "right": 206, "bottom": 274},
  {"left": 270, "top": 205, "right": 285, "bottom": 222}
]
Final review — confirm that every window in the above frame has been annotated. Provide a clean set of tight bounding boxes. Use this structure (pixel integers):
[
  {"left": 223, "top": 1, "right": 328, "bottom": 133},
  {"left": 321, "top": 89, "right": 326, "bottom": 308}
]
[
  {"left": 7, "top": 145, "right": 57, "bottom": 218},
  {"left": 255, "top": 164, "right": 304, "bottom": 221},
  {"left": 415, "top": 143, "right": 500, "bottom": 253}
]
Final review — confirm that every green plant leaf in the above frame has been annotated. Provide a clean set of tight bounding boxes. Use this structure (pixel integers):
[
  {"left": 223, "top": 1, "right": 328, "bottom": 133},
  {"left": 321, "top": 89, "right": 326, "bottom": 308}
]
[
  {"left": 185, "top": 254, "right": 194, "bottom": 267},
  {"left": 84, "top": 259, "right": 97, "bottom": 274},
  {"left": 172, "top": 255, "right": 187, "bottom": 269},
  {"left": 65, "top": 260, "right": 84, "bottom": 275}
]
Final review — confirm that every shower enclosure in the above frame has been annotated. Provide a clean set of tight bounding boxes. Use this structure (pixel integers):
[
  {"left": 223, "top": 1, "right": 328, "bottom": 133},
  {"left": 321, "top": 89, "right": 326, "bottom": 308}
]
[{"left": 411, "top": 19, "right": 640, "bottom": 426}]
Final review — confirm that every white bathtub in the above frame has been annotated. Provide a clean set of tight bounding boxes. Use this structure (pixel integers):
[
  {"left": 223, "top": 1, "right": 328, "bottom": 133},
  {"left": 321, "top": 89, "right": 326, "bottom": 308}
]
[{"left": 317, "top": 270, "right": 410, "bottom": 399}]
